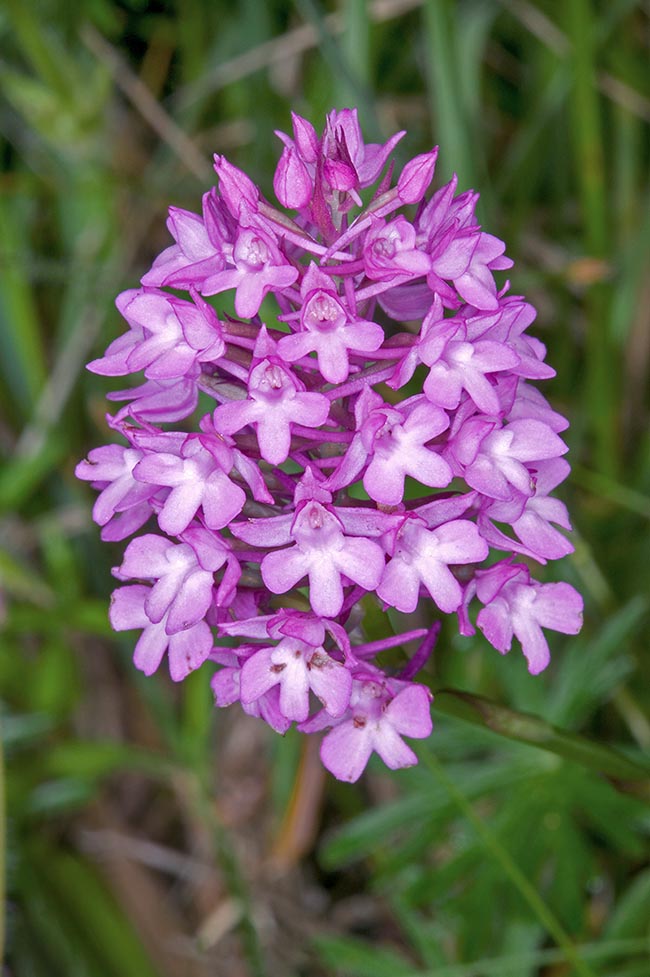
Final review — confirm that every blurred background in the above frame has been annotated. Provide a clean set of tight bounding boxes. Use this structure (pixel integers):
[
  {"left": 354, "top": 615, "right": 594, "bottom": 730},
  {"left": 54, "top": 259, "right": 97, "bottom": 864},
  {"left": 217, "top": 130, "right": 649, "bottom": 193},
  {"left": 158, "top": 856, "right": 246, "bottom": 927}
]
[{"left": 1, "top": 1, "right": 649, "bottom": 974}]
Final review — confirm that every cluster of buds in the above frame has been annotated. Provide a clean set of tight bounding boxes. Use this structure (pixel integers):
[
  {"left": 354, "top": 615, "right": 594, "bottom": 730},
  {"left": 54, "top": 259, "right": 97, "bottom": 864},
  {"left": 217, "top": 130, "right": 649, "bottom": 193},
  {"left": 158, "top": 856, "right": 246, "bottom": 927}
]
[{"left": 77, "top": 109, "right": 582, "bottom": 782}]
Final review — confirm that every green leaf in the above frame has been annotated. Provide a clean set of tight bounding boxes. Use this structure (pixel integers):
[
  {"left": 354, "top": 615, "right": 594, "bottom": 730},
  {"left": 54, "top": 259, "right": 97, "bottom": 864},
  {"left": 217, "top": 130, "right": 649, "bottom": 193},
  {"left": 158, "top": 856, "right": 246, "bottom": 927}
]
[
  {"left": 0, "top": 434, "right": 68, "bottom": 515},
  {"left": 0, "top": 547, "right": 53, "bottom": 606},
  {"left": 26, "top": 778, "right": 95, "bottom": 817},
  {"left": 1, "top": 711, "right": 55, "bottom": 750},
  {"left": 0, "top": 193, "right": 47, "bottom": 417},
  {"left": 45, "top": 739, "right": 172, "bottom": 780},
  {"left": 432, "top": 689, "right": 650, "bottom": 791},
  {"left": 24, "top": 846, "right": 160, "bottom": 977},
  {"left": 313, "top": 933, "right": 415, "bottom": 977},
  {"left": 29, "top": 640, "right": 81, "bottom": 718},
  {"left": 321, "top": 759, "right": 532, "bottom": 870},
  {"left": 605, "top": 869, "right": 650, "bottom": 940},
  {"left": 549, "top": 596, "right": 646, "bottom": 728},
  {"left": 422, "top": 0, "right": 477, "bottom": 190}
]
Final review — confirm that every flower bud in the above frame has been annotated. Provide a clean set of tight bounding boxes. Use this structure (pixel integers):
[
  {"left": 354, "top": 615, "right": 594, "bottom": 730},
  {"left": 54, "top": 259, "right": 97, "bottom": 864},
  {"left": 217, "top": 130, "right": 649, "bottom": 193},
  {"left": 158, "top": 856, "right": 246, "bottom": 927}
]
[
  {"left": 213, "top": 155, "right": 259, "bottom": 217},
  {"left": 291, "top": 112, "right": 319, "bottom": 163},
  {"left": 273, "top": 145, "right": 313, "bottom": 210},
  {"left": 323, "top": 157, "right": 358, "bottom": 192},
  {"left": 397, "top": 148, "right": 439, "bottom": 204}
]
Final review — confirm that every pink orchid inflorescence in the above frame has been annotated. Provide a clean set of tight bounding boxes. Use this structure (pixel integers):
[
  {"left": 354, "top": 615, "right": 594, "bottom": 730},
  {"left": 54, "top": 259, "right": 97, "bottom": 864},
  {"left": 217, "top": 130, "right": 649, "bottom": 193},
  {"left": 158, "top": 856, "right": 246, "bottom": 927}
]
[{"left": 77, "top": 109, "right": 583, "bottom": 782}]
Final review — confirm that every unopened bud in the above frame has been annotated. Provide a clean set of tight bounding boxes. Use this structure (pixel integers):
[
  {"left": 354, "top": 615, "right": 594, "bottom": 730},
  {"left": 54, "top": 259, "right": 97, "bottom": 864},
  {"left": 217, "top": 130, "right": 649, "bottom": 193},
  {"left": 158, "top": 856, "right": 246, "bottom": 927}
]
[
  {"left": 273, "top": 145, "right": 313, "bottom": 210},
  {"left": 323, "top": 157, "right": 358, "bottom": 192},
  {"left": 213, "top": 155, "right": 259, "bottom": 217},
  {"left": 291, "top": 112, "right": 319, "bottom": 163},
  {"left": 397, "top": 148, "right": 439, "bottom": 204}
]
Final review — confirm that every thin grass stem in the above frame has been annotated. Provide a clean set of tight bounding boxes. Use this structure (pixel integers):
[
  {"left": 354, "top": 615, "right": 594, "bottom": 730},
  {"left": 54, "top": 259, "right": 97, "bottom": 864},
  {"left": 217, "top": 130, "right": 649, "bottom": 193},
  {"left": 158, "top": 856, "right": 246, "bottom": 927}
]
[
  {"left": 565, "top": 0, "right": 617, "bottom": 475},
  {"left": 191, "top": 772, "right": 267, "bottom": 977},
  {"left": 421, "top": 751, "right": 599, "bottom": 977}
]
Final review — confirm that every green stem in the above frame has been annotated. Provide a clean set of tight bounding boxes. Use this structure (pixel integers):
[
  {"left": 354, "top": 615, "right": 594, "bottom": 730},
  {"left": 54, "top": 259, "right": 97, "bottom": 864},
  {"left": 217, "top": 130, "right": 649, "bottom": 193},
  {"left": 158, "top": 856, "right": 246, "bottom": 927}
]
[
  {"left": 572, "top": 465, "right": 650, "bottom": 520},
  {"left": 4, "top": 0, "right": 74, "bottom": 100},
  {"left": 422, "top": 0, "right": 475, "bottom": 190},
  {"left": 565, "top": 0, "right": 617, "bottom": 475},
  {"left": 0, "top": 194, "right": 48, "bottom": 418},
  {"left": 342, "top": 0, "right": 371, "bottom": 92},
  {"left": 421, "top": 752, "right": 598, "bottom": 977},
  {"left": 192, "top": 773, "right": 266, "bottom": 977}
]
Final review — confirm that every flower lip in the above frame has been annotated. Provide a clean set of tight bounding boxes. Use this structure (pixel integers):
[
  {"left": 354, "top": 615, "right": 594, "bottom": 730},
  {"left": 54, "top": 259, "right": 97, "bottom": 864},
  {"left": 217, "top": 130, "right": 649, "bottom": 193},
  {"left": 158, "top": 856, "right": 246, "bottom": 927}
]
[{"left": 303, "top": 290, "right": 346, "bottom": 332}]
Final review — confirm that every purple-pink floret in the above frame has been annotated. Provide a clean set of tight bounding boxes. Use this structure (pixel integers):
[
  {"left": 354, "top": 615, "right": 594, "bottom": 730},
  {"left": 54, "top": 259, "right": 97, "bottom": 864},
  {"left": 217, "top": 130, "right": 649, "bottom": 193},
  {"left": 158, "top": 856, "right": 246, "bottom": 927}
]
[{"left": 77, "top": 108, "right": 582, "bottom": 782}]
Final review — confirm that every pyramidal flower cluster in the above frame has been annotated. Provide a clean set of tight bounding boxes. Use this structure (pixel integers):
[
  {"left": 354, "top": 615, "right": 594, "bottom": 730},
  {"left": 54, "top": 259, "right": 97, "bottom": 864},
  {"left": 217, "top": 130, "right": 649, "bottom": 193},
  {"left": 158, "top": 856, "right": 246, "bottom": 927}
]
[{"left": 77, "top": 109, "right": 583, "bottom": 782}]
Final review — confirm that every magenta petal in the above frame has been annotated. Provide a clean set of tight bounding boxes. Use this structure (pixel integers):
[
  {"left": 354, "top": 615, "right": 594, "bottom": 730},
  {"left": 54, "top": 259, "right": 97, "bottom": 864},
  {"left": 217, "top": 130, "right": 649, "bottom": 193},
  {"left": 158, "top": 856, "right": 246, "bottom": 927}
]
[
  {"left": 397, "top": 150, "right": 438, "bottom": 204},
  {"left": 372, "top": 722, "right": 419, "bottom": 770},
  {"left": 477, "top": 599, "right": 513, "bottom": 654},
  {"left": 531, "top": 583, "right": 583, "bottom": 635},
  {"left": 93, "top": 477, "right": 149, "bottom": 527},
  {"left": 100, "top": 502, "right": 153, "bottom": 542},
  {"left": 513, "top": 508, "right": 574, "bottom": 561},
  {"left": 513, "top": 616, "right": 551, "bottom": 675},
  {"left": 255, "top": 411, "right": 293, "bottom": 465},
  {"left": 202, "top": 477, "right": 246, "bottom": 530},
  {"left": 261, "top": 547, "right": 310, "bottom": 594},
  {"left": 233, "top": 274, "right": 267, "bottom": 318},
  {"left": 316, "top": 339, "right": 351, "bottom": 385},
  {"left": 157, "top": 482, "right": 205, "bottom": 535},
  {"left": 183, "top": 527, "right": 229, "bottom": 572},
  {"left": 274, "top": 145, "right": 312, "bottom": 209},
  {"left": 145, "top": 572, "right": 182, "bottom": 624},
  {"left": 509, "top": 420, "right": 568, "bottom": 462},
  {"left": 333, "top": 537, "right": 385, "bottom": 591},
  {"left": 292, "top": 391, "right": 330, "bottom": 427},
  {"left": 252, "top": 687, "right": 293, "bottom": 734},
  {"left": 109, "top": 584, "right": 150, "bottom": 631},
  {"left": 134, "top": 453, "right": 184, "bottom": 488},
  {"left": 211, "top": 667, "right": 241, "bottom": 707},
  {"left": 240, "top": 646, "right": 278, "bottom": 703},
  {"left": 143, "top": 345, "right": 197, "bottom": 380},
  {"left": 434, "top": 520, "right": 488, "bottom": 565},
  {"left": 166, "top": 570, "right": 214, "bottom": 634},
  {"left": 231, "top": 514, "right": 293, "bottom": 547},
  {"left": 418, "top": 560, "right": 462, "bottom": 613},
  {"left": 384, "top": 685, "right": 432, "bottom": 738},
  {"left": 363, "top": 456, "right": 407, "bottom": 505},
  {"left": 133, "top": 620, "right": 169, "bottom": 676},
  {"left": 377, "top": 559, "right": 421, "bottom": 613},
  {"left": 306, "top": 557, "right": 345, "bottom": 618},
  {"left": 277, "top": 662, "right": 311, "bottom": 722},
  {"left": 213, "top": 399, "right": 257, "bottom": 437},
  {"left": 277, "top": 331, "right": 317, "bottom": 363},
  {"left": 455, "top": 270, "right": 499, "bottom": 310},
  {"left": 308, "top": 656, "right": 352, "bottom": 718},
  {"left": 320, "top": 721, "right": 373, "bottom": 783},
  {"left": 120, "top": 534, "right": 171, "bottom": 579},
  {"left": 167, "top": 620, "right": 213, "bottom": 681},
  {"left": 466, "top": 455, "right": 514, "bottom": 500}
]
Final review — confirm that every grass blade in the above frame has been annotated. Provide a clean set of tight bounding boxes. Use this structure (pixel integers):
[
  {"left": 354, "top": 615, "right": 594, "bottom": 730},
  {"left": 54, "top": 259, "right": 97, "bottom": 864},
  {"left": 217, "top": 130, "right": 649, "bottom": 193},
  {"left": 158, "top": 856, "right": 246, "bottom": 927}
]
[
  {"left": 421, "top": 751, "right": 598, "bottom": 977},
  {"left": 433, "top": 688, "right": 650, "bottom": 792}
]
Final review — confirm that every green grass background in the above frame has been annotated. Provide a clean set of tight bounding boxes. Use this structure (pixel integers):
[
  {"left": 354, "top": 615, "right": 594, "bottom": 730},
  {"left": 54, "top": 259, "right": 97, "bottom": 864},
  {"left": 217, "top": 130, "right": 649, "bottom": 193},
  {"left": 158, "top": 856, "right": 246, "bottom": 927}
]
[{"left": 1, "top": 1, "right": 649, "bottom": 974}]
